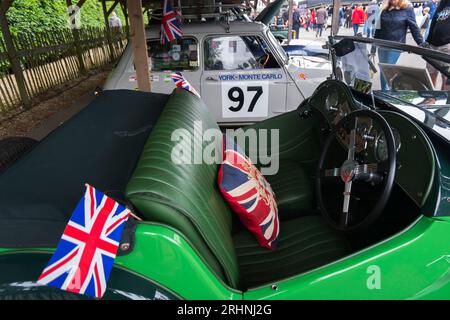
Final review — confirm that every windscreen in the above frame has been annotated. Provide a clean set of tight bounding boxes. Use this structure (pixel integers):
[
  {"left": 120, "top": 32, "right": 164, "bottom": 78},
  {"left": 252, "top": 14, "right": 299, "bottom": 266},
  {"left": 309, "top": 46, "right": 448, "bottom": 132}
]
[{"left": 333, "top": 37, "right": 450, "bottom": 141}]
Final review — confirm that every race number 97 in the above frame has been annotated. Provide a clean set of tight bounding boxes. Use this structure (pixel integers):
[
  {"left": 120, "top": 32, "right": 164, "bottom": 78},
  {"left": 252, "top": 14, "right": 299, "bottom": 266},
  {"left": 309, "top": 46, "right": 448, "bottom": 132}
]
[{"left": 222, "top": 82, "right": 269, "bottom": 118}]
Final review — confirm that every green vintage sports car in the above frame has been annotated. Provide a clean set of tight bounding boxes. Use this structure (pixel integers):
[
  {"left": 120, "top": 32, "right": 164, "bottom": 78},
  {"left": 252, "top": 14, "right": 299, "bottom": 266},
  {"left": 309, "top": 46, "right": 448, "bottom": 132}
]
[{"left": 0, "top": 37, "right": 449, "bottom": 300}]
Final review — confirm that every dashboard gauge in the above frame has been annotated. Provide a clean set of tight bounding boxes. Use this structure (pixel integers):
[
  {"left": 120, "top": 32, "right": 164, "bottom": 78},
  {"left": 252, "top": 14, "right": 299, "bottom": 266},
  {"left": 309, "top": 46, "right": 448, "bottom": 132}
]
[
  {"left": 325, "top": 90, "right": 339, "bottom": 112},
  {"left": 332, "top": 101, "right": 352, "bottom": 125},
  {"left": 374, "top": 128, "right": 401, "bottom": 162},
  {"left": 355, "top": 117, "right": 374, "bottom": 151}
]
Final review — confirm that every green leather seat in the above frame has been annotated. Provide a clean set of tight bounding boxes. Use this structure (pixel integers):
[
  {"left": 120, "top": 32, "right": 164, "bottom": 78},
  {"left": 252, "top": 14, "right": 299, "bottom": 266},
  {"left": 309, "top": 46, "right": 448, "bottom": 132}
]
[
  {"left": 265, "top": 161, "right": 313, "bottom": 214},
  {"left": 126, "top": 88, "right": 349, "bottom": 290}
]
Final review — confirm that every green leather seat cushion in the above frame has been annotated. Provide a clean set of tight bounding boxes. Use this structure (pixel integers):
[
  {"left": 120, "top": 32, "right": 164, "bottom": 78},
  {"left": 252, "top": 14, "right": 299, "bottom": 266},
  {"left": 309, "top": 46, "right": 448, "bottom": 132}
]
[
  {"left": 233, "top": 215, "right": 350, "bottom": 289},
  {"left": 265, "top": 161, "right": 313, "bottom": 214}
]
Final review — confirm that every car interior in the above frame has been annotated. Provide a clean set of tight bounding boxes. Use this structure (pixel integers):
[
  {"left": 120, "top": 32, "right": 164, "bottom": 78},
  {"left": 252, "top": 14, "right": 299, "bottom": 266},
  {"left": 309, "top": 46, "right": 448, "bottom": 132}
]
[
  {"left": 0, "top": 79, "right": 439, "bottom": 291},
  {"left": 124, "top": 79, "right": 437, "bottom": 290}
]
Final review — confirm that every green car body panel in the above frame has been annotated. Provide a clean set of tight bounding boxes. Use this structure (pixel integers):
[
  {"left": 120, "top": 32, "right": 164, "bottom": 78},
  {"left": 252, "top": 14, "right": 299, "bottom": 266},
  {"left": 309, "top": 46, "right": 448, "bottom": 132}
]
[
  {"left": 1, "top": 215, "right": 449, "bottom": 299},
  {"left": 246, "top": 215, "right": 450, "bottom": 300}
]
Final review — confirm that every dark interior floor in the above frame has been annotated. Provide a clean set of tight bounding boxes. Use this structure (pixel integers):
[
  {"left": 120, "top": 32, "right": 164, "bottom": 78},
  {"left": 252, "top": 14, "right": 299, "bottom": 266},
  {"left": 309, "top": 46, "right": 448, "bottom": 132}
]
[{"left": 345, "top": 184, "right": 421, "bottom": 250}]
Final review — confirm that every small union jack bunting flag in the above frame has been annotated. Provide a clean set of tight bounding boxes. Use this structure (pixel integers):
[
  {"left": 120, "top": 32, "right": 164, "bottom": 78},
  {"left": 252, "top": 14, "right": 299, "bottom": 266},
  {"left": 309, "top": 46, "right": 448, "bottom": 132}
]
[
  {"left": 37, "top": 184, "right": 131, "bottom": 298},
  {"left": 171, "top": 72, "right": 201, "bottom": 98},
  {"left": 161, "top": 0, "right": 183, "bottom": 44}
]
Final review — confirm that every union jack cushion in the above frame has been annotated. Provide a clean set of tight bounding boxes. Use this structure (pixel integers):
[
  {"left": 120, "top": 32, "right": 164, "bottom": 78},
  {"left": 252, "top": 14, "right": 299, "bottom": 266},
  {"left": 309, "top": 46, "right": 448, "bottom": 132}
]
[{"left": 218, "top": 136, "right": 279, "bottom": 249}]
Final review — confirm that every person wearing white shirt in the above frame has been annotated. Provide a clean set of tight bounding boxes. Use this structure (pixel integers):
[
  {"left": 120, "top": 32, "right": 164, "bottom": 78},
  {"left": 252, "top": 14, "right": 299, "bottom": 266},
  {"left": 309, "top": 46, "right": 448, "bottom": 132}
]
[{"left": 109, "top": 11, "right": 122, "bottom": 28}]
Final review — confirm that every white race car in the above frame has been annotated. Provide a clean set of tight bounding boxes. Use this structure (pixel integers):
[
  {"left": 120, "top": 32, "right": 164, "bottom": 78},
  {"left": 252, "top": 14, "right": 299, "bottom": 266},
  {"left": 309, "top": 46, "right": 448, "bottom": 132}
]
[{"left": 103, "top": 21, "right": 331, "bottom": 125}]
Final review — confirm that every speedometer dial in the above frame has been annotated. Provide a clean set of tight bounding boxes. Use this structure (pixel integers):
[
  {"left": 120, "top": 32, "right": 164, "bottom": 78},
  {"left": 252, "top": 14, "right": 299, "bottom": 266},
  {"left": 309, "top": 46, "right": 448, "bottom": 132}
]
[
  {"left": 374, "top": 128, "right": 401, "bottom": 162},
  {"left": 325, "top": 90, "right": 339, "bottom": 112}
]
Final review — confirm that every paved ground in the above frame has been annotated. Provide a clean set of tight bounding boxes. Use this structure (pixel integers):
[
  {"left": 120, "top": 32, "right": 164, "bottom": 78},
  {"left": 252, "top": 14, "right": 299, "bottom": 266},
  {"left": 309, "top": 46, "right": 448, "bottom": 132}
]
[
  {"left": 0, "top": 66, "right": 112, "bottom": 140},
  {"left": 294, "top": 25, "right": 417, "bottom": 44}
]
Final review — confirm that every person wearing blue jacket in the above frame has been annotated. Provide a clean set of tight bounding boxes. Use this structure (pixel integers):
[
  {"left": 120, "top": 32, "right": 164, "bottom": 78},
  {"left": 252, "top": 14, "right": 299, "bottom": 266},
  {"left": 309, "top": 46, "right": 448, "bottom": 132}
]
[{"left": 374, "top": 0, "right": 424, "bottom": 90}]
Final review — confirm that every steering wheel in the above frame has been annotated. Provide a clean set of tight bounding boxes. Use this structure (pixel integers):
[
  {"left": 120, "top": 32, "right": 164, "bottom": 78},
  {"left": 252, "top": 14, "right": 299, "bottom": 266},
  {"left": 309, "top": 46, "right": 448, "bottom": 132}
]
[{"left": 316, "top": 109, "right": 397, "bottom": 232}]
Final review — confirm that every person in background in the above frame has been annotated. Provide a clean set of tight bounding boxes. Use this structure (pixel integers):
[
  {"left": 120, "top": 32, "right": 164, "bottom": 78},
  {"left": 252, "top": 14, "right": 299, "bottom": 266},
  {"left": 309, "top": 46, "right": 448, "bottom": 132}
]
[
  {"left": 109, "top": 11, "right": 122, "bottom": 28},
  {"left": 304, "top": 11, "right": 311, "bottom": 31},
  {"left": 340, "top": 6, "right": 346, "bottom": 26},
  {"left": 363, "top": 5, "right": 369, "bottom": 35},
  {"left": 352, "top": 4, "right": 365, "bottom": 35},
  {"left": 423, "top": 0, "right": 439, "bottom": 38},
  {"left": 374, "top": 0, "right": 423, "bottom": 90},
  {"left": 424, "top": 0, "right": 439, "bottom": 19},
  {"left": 282, "top": 9, "right": 289, "bottom": 25},
  {"left": 315, "top": 5, "right": 327, "bottom": 38},
  {"left": 311, "top": 8, "right": 316, "bottom": 31},
  {"left": 345, "top": 6, "right": 353, "bottom": 28},
  {"left": 109, "top": 11, "right": 123, "bottom": 48},
  {"left": 366, "top": 0, "right": 380, "bottom": 38},
  {"left": 300, "top": 14, "right": 305, "bottom": 30},
  {"left": 420, "top": 7, "right": 431, "bottom": 36},
  {"left": 424, "top": 0, "right": 450, "bottom": 89},
  {"left": 292, "top": 4, "right": 301, "bottom": 39},
  {"left": 414, "top": 2, "right": 424, "bottom": 17},
  {"left": 275, "top": 14, "right": 283, "bottom": 26}
]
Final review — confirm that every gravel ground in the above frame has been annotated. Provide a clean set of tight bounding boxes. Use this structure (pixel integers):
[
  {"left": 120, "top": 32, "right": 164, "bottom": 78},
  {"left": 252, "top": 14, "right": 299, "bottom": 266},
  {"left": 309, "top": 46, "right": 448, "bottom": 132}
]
[{"left": 0, "top": 64, "right": 113, "bottom": 139}]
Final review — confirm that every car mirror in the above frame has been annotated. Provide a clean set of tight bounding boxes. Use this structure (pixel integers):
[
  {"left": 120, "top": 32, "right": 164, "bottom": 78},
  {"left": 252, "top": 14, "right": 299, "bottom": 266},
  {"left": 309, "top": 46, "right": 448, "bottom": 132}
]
[{"left": 333, "top": 39, "right": 355, "bottom": 57}]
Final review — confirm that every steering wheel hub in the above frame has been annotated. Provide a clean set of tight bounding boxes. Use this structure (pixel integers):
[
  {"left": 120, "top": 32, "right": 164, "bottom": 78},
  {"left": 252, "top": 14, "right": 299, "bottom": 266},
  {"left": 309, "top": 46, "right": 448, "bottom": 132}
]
[{"left": 340, "top": 159, "right": 357, "bottom": 183}]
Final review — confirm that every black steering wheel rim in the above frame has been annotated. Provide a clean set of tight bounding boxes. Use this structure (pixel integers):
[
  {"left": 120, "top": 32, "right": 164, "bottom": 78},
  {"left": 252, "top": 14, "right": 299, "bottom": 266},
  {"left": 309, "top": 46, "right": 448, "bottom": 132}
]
[{"left": 316, "top": 109, "right": 397, "bottom": 232}]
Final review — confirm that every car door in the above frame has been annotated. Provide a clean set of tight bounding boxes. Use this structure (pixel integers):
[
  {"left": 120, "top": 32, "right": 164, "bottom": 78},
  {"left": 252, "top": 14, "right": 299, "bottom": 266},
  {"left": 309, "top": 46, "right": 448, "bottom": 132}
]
[{"left": 200, "top": 34, "right": 288, "bottom": 124}]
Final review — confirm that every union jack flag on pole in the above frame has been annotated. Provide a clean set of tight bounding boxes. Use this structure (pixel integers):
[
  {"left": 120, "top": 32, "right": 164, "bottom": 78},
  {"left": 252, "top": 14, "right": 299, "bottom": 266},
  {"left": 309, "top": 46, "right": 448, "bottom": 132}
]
[
  {"left": 171, "top": 72, "right": 201, "bottom": 98},
  {"left": 37, "top": 184, "right": 131, "bottom": 298},
  {"left": 161, "top": 0, "right": 183, "bottom": 44}
]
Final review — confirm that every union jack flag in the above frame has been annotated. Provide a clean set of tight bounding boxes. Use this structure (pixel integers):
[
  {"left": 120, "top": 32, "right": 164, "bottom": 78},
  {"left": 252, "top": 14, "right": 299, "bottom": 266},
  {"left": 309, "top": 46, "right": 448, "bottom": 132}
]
[
  {"left": 171, "top": 72, "right": 201, "bottom": 98},
  {"left": 161, "top": 0, "right": 182, "bottom": 44},
  {"left": 220, "top": 137, "right": 279, "bottom": 249},
  {"left": 37, "top": 184, "right": 131, "bottom": 298}
]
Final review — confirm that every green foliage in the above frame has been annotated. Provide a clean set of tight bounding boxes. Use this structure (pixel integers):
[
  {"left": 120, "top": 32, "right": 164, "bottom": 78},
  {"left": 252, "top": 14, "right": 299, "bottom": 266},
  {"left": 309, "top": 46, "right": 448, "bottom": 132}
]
[{"left": 5, "top": 0, "right": 126, "bottom": 36}]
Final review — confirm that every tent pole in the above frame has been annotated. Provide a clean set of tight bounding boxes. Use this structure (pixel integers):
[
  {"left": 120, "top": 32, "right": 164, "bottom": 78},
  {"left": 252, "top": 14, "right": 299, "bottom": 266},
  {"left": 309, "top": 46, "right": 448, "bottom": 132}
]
[
  {"left": 287, "top": 0, "right": 293, "bottom": 43},
  {"left": 331, "top": 0, "right": 341, "bottom": 36},
  {"left": 128, "top": 0, "right": 151, "bottom": 92}
]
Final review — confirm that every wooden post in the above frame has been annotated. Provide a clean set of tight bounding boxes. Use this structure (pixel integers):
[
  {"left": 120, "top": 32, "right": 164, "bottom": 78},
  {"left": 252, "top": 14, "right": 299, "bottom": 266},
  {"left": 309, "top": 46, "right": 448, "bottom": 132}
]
[
  {"left": 287, "top": 0, "right": 293, "bottom": 43},
  {"left": 66, "top": 0, "right": 87, "bottom": 74},
  {"left": 128, "top": 0, "right": 151, "bottom": 92},
  {"left": 0, "top": 0, "right": 31, "bottom": 109},
  {"left": 331, "top": 0, "right": 341, "bottom": 36},
  {"left": 101, "top": 0, "right": 118, "bottom": 61}
]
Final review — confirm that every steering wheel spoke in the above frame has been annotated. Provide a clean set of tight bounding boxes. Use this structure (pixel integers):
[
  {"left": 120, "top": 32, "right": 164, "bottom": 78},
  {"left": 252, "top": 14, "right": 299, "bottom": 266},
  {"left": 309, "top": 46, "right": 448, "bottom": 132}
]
[
  {"left": 322, "top": 168, "right": 341, "bottom": 178},
  {"left": 341, "top": 181, "right": 352, "bottom": 227},
  {"left": 339, "top": 117, "right": 358, "bottom": 219},
  {"left": 353, "top": 163, "right": 383, "bottom": 184}
]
